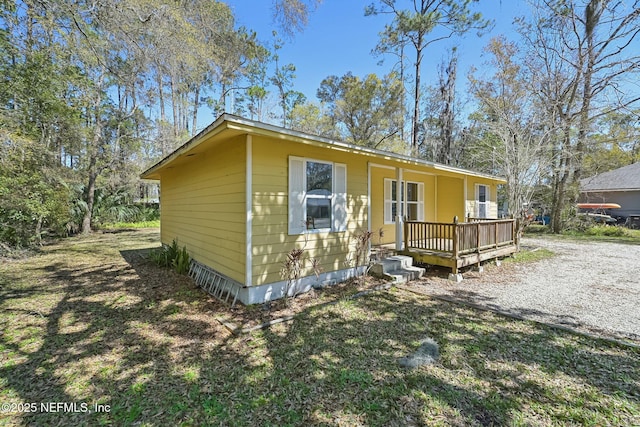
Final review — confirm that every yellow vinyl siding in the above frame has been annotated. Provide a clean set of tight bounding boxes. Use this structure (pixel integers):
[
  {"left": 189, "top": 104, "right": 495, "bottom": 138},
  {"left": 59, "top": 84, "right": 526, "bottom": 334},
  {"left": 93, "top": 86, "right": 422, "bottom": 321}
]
[
  {"left": 369, "top": 166, "right": 394, "bottom": 245},
  {"left": 465, "top": 180, "right": 499, "bottom": 219},
  {"left": 251, "top": 136, "right": 368, "bottom": 286},
  {"left": 403, "top": 171, "right": 435, "bottom": 222},
  {"left": 369, "top": 165, "right": 437, "bottom": 245},
  {"left": 160, "top": 136, "right": 246, "bottom": 283},
  {"left": 142, "top": 116, "right": 510, "bottom": 303},
  {"left": 436, "top": 176, "right": 465, "bottom": 222}
]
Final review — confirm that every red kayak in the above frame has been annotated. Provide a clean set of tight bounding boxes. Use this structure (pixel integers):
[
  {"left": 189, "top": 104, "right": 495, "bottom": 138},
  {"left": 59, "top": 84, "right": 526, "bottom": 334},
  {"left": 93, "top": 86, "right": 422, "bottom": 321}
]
[{"left": 576, "top": 203, "right": 621, "bottom": 210}]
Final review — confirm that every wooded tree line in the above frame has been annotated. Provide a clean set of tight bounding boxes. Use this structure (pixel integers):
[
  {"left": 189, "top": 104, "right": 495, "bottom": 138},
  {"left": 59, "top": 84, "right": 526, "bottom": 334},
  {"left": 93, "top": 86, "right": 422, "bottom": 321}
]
[
  {"left": 0, "top": 0, "right": 313, "bottom": 247},
  {"left": 1, "top": 0, "right": 639, "bottom": 249}
]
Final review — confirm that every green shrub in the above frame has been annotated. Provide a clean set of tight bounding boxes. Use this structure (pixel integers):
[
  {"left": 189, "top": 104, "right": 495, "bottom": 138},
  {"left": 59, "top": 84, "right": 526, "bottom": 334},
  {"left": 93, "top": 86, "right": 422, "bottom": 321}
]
[
  {"left": 100, "top": 220, "right": 160, "bottom": 229},
  {"left": 91, "top": 188, "right": 140, "bottom": 225},
  {"left": 172, "top": 245, "right": 190, "bottom": 274},
  {"left": 137, "top": 206, "right": 160, "bottom": 221},
  {"left": 585, "top": 225, "right": 628, "bottom": 237},
  {"left": 562, "top": 223, "right": 632, "bottom": 239},
  {"left": 0, "top": 136, "right": 73, "bottom": 247},
  {"left": 68, "top": 187, "right": 160, "bottom": 232},
  {"left": 149, "top": 239, "right": 190, "bottom": 274},
  {"left": 562, "top": 214, "right": 592, "bottom": 233},
  {"left": 523, "top": 224, "right": 550, "bottom": 234}
]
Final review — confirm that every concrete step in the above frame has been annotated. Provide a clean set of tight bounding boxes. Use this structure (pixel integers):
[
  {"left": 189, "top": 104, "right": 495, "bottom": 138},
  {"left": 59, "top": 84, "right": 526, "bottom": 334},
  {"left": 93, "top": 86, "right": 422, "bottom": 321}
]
[
  {"left": 384, "top": 266, "right": 426, "bottom": 284},
  {"left": 369, "top": 255, "right": 414, "bottom": 275},
  {"left": 369, "top": 255, "right": 425, "bottom": 284}
]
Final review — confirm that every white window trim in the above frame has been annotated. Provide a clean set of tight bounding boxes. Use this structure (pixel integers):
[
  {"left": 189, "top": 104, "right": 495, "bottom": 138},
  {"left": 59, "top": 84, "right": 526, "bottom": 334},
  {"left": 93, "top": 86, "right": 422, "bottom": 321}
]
[
  {"left": 475, "top": 183, "right": 490, "bottom": 219},
  {"left": 288, "top": 156, "right": 347, "bottom": 235},
  {"left": 384, "top": 178, "right": 424, "bottom": 224}
]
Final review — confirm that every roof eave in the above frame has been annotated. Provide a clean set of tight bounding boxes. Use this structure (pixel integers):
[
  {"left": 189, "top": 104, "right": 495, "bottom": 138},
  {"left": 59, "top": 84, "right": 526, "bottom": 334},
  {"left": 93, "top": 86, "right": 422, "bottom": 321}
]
[
  {"left": 140, "top": 114, "right": 231, "bottom": 180},
  {"left": 224, "top": 116, "right": 506, "bottom": 182},
  {"left": 581, "top": 188, "right": 640, "bottom": 193},
  {"left": 141, "top": 114, "right": 507, "bottom": 183}
]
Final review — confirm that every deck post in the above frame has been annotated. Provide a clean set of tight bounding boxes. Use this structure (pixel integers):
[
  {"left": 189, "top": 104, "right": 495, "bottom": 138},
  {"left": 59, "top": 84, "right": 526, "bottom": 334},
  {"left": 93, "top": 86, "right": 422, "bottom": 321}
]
[
  {"left": 450, "top": 218, "right": 461, "bottom": 281},
  {"left": 403, "top": 221, "right": 409, "bottom": 251},
  {"left": 452, "top": 216, "right": 459, "bottom": 259},
  {"left": 401, "top": 218, "right": 517, "bottom": 281}
]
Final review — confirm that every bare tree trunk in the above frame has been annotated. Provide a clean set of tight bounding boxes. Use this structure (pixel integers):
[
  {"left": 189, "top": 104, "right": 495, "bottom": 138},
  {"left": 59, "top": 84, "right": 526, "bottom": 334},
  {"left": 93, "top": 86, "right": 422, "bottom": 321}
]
[
  {"left": 81, "top": 73, "right": 105, "bottom": 234},
  {"left": 35, "top": 214, "right": 43, "bottom": 245},
  {"left": 81, "top": 117, "right": 103, "bottom": 234},
  {"left": 170, "top": 75, "right": 178, "bottom": 138},
  {"left": 157, "top": 70, "right": 165, "bottom": 122},
  {"left": 437, "top": 52, "right": 457, "bottom": 165},
  {"left": 574, "top": 0, "right": 600, "bottom": 184},
  {"left": 399, "top": 43, "right": 406, "bottom": 144},
  {"left": 81, "top": 166, "right": 98, "bottom": 234},
  {"left": 411, "top": 37, "right": 423, "bottom": 150},
  {"left": 550, "top": 126, "right": 572, "bottom": 233},
  {"left": 192, "top": 86, "right": 199, "bottom": 136},
  {"left": 182, "top": 92, "right": 189, "bottom": 132}
]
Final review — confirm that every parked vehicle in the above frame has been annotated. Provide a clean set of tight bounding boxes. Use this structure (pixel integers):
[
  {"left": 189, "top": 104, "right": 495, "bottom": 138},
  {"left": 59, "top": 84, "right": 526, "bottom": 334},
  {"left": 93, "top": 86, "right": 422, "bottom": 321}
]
[{"left": 625, "top": 215, "right": 640, "bottom": 229}]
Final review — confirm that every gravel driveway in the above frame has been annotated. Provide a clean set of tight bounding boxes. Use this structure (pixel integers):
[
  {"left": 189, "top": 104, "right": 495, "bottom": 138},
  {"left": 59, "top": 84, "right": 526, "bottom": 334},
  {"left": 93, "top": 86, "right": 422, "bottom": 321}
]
[{"left": 406, "top": 237, "right": 640, "bottom": 342}]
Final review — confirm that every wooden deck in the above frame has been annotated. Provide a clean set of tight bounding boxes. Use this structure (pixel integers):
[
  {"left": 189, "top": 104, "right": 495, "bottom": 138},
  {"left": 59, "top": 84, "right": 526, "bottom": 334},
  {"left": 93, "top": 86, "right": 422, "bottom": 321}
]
[{"left": 397, "top": 217, "right": 518, "bottom": 274}]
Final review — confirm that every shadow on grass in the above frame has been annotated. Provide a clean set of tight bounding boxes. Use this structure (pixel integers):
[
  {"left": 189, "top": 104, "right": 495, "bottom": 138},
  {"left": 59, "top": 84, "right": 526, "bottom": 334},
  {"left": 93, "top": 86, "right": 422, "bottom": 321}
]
[
  {"left": 0, "top": 231, "right": 241, "bottom": 425},
  {"left": 0, "top": 230, "right": 638, "bottom": 426},
  {"left": 430, "top": 289, "right": 583, "bottom": 326}
]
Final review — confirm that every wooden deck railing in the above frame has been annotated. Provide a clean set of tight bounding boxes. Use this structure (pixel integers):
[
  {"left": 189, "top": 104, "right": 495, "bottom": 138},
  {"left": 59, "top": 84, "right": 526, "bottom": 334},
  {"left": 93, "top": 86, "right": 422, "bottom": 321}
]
[{"left": 404, "top": 217, "right": 517, "bottom": 258}]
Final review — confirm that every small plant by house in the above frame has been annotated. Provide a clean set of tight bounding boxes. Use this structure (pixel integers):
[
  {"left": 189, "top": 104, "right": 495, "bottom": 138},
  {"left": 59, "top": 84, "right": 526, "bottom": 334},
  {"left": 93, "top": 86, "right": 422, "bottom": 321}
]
[
  {"left": 346, "top": 229, "right": 376, "bottom": 285},
  {"left": 280, "top": 247, "right": 322, "bottom": 302},
  {"left": 371, "top": 228, "right": 388, "bottom": 261},
  {"left": 149, "top": 238, "right": 190, "bottom": 274}
]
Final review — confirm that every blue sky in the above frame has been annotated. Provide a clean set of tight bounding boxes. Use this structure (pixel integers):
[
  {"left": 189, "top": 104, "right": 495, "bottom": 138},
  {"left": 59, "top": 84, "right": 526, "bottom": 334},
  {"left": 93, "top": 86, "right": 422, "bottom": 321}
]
[{"left": 226, "top": 0, "right": 532, "bottom": 102}]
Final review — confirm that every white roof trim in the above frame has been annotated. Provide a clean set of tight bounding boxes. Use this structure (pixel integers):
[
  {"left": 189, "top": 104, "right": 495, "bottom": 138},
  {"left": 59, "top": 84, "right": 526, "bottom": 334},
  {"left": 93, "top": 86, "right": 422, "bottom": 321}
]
[{"left": 142, "top": 113, "right": 506, "bottom": 182}]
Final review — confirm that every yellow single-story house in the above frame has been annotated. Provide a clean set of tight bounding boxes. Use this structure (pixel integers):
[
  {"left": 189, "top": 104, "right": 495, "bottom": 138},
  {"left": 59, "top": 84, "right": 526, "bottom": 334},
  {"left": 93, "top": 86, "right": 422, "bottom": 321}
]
[{"left": 141, "top": 114, "right": 505, "bottom": 304}]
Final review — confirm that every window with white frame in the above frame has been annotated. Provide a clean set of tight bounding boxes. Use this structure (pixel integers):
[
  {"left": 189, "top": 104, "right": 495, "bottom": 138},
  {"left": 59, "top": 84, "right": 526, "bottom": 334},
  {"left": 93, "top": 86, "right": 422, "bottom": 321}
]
[
  {"left": 476, "top": 184, "right": 489, "bottom": 218},
  {"left": 384, "top": 179, "right": 424, "bottom": 223},
  {"left": 288, "top": 157, "right": 347, "bottom": 234}
]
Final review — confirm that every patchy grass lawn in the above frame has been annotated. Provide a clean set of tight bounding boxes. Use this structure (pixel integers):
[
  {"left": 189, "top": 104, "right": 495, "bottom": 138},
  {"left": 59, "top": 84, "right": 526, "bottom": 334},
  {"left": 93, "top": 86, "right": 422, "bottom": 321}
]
[
  {"left": 1, "top": 229, "right": 638, "bottom": 426},
  {"left": 99, "top": 220, "right": 161, "bottom": 229},
  {"left": 524, "top": 224, "right": 640, "bottom": 244},
  {"left": 504, "top": 248, "right": 555, "bottom": 264}
]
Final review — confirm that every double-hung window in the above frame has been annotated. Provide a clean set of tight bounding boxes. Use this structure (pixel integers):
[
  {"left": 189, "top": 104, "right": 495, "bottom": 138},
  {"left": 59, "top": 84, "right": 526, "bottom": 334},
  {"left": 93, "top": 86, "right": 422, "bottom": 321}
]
[
  {"left": 476, "top": 184, "right": 489, "bottom": 218},
  {"left": 384, "top": 179, "right": 424, "bottom": 223},
  {"left": 288, "top": 157, "right": 347, "bottom": 234}
]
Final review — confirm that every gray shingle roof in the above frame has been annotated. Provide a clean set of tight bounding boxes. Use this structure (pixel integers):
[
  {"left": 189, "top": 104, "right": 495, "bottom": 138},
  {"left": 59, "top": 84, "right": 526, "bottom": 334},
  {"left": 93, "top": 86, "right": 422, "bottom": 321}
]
[{"left": 580, "top": 162, "right": 640, "bottom": 192}]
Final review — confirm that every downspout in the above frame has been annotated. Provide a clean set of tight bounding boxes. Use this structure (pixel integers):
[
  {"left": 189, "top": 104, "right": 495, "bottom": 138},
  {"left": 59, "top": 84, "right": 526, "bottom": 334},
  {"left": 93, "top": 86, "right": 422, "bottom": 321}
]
[
  {"left": 367, "top": 162, "right": 372, "bottom": 256},
  {"left": 395, "top": 167, "right": 403, "bottom": 251},
  {"left": 434, "top": 176, "right": 438, "bottom": 222},
  {"left": 245, "top": 134, "right": 253, "bottom": 287},
  {"left": 463, "top": 176, "right": 468, "bottom": 219}
]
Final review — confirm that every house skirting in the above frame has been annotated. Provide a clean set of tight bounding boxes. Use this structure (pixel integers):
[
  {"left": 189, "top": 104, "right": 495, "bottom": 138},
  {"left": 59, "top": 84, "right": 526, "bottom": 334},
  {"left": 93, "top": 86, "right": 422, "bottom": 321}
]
[{"left": 190, "top": 259, "right": 367, "bottom": 305}]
